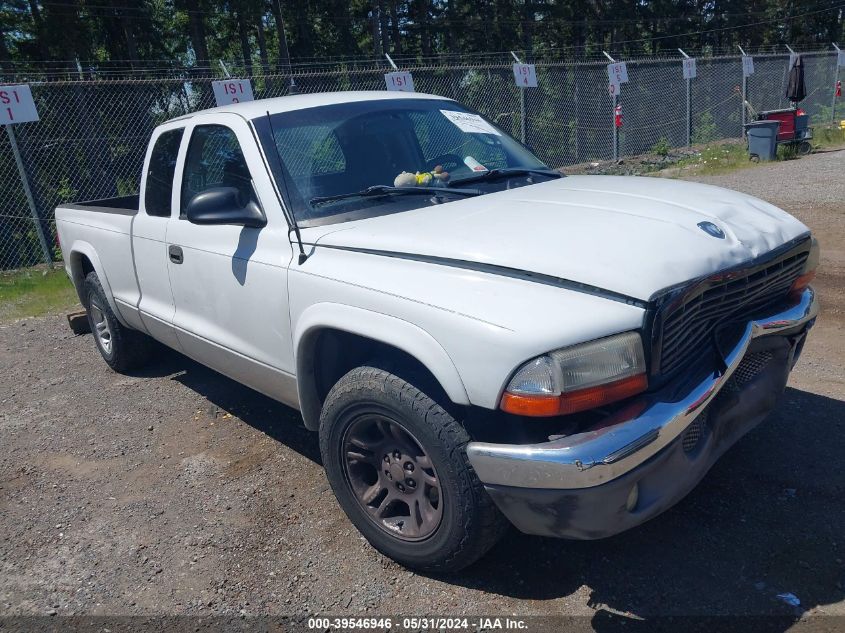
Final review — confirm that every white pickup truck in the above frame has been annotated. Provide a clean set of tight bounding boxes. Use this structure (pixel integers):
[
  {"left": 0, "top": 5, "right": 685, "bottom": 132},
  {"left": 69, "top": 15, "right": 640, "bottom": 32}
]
[{"left": 56, "top": 91, "right": 819, "bottom": 572}]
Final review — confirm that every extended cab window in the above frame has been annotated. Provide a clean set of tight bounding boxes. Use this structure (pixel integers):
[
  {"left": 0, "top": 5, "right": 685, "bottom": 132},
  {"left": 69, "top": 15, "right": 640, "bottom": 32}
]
[
  {"left": 181, "top": 125, "right": 256, "bottom": 215},
  {"left": 144, "top": 128, "right": 184, "bottom": 217}
]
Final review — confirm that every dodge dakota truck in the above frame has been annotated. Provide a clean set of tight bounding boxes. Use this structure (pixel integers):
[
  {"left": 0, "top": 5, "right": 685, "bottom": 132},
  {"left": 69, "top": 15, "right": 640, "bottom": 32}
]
[{"left": 55, "top": 91, "right": 819, "bottom": 572}]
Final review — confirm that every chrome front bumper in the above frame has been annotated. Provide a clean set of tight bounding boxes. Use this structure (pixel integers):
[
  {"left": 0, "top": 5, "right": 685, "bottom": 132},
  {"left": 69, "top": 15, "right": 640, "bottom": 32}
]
[{"left": 466, "top": 287, "right": 819, "bottom": 490}]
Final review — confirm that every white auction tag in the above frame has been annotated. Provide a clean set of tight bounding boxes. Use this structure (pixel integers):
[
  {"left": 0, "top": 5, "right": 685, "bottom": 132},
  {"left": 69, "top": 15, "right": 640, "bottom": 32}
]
[
  {"left": 385, "top": 71, "right": 415, "bottom": 92},
  {"left": 682, "top": 57, "right": 697, "bottom": 80},
  {"left": 607, "top": 62, "right": 629, "bottom": 87},
  {"left": 512, "top": 63, "right": 538, "bottom": 88},
  {"left": 212, "top": 79, "right": 254, "bottom": 106},
  {"left": 742, "top": 55, "right": 755, "bottom": 77},
  {"left": 440, "top": 110, "right": 501, "bottom": 136},
  {"left": 0, "top": 85, "right": 39, "bottom": 124}
]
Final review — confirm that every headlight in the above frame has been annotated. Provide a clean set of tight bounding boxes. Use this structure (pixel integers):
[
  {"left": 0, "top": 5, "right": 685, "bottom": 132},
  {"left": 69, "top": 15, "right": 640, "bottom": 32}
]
[{"left": 501, "top": 331, "right": 648, "bottom": 417}]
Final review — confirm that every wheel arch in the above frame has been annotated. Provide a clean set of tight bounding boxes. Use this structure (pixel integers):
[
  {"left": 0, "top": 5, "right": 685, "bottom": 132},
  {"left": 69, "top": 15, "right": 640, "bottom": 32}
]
[
  {"left": 294, "top": 303, "right": 470, "bottom": 431},
  {"left": 67, "top": 241, "right": 127, "bottom": 326}
]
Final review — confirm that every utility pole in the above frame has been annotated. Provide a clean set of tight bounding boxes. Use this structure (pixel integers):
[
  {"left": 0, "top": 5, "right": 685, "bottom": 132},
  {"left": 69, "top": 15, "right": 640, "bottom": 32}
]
[
  {"left": 274, "top": 0, "right": 296, "bottom": 94},
  {"left": 371, "top": 0, "right": 381, "bottom": 55}
]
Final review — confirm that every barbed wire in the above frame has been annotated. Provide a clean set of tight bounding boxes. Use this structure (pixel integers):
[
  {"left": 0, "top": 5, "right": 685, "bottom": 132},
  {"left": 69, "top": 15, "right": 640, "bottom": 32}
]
[{"left": 2, "top": 46, "right": 839, "bottom": 83}]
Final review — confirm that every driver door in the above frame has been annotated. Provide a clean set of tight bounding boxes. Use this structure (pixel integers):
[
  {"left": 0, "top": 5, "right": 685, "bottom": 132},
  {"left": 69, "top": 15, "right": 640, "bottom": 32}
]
[{"left": 166, "top": 113, "right": 297, "bottom": 406}]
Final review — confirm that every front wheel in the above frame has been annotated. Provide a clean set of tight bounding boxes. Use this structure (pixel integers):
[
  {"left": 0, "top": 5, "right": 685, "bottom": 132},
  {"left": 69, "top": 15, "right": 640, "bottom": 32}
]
[{"left": 319, "top": 364, "right": 508, "bottom": 572}]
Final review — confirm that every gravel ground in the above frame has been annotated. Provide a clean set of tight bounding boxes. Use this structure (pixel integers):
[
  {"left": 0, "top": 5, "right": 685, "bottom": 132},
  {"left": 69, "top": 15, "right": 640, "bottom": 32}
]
[{"left": 1, "top": 150, "right": 844, "bottom": 628}]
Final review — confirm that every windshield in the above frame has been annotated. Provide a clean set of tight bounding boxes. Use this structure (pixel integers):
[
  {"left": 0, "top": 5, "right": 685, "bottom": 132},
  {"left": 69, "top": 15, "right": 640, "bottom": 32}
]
[{"left": 252, "top": 98, "right": 554, "bottom": 226}]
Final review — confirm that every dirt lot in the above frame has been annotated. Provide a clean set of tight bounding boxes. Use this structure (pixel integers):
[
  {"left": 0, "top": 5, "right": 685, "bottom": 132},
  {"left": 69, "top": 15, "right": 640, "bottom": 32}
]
[{"left": 1, "top": 150, "right": 844, "bottom": 628}]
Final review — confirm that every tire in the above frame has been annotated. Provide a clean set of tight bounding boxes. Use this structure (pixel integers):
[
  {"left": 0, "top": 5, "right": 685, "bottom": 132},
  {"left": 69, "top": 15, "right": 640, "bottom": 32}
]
[
  {"left": 319, "top": 363, "right": 508, "bottom": 573},
  {"left": 83, "top": 271, "right": 154, "bottom": 372},
  {"left": 798, "top": 141, "right": 812, "bottom": 156}
]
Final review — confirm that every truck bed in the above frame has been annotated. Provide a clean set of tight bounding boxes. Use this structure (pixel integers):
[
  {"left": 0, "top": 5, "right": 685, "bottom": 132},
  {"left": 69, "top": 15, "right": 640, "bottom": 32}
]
[
  {"left": 55, "top": 196, "right": 142, "bottom": 330},
  {"left": 62, "top": 194, "right": 139, "bottom": 215}
]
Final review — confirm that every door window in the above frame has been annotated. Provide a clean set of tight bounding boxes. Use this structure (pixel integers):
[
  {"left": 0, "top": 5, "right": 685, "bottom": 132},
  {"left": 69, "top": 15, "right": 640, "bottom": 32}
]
[
  {"left": 144, "top": 128, "right": 184, "bottom": 217},
  {"left": 181, "top": 125, "right": 256, "bottom": 215}
]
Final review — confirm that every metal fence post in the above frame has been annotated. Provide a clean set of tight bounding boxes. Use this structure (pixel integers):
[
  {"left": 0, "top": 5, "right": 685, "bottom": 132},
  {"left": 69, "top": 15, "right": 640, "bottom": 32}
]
[
  {"left": 603, "top": 51, "right": 619, "bottom": 161},
  {"left": 833, "top": 44, "right": 842, "bottom": 124},
  {"left": 738, "top": 46, "right": 749, "bottom": 135},
  {"left": 612, "top": 91, "right": 618, "bottom": 161},
  {"left": 678, "top": 49, "right": 692, "bottom": 146},
  {"left": 5, "top": 124, "right": 53, "bottom": 268},
  {"left": 519, "top": 86, "right": 526, "bottom": 144},
  {"left": 686, "top": 77, "right": 692, "bottom": 146},
  {"left": 510, "top": 52, "right": 527, "bottom": 144}
]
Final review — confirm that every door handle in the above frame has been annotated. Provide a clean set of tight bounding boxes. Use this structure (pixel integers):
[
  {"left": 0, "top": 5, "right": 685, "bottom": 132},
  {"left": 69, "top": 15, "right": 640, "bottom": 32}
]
[{"left": 168, "top": 245, "right": 184, "bottom": 264}]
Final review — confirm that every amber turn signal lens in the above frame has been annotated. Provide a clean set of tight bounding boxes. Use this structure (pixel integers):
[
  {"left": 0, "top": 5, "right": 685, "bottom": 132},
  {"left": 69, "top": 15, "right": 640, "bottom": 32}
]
[
  {"left": 557, "top": 373, "right": 648, "bottom": 415},
  {"left": 500, "top": 373, "right": 648, "bottom": 417},
  {"left": 500, "top": 392, "right": 562, "bottom": 417},
  {"left": 789, "top": 271, "right": 815, "bottom": 298}
]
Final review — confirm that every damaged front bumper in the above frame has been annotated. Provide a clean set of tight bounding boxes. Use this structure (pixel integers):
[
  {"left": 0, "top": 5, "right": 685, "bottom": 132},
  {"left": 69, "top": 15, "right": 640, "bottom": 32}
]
[{"left": 465, "top": 287, "right": 818, "bottom": 538}]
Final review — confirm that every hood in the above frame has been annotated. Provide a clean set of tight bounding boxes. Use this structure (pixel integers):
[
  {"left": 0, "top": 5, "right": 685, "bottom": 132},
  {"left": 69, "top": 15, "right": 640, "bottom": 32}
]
[{"left": 305, "top": 175, "right": 809, "bottom": 301}]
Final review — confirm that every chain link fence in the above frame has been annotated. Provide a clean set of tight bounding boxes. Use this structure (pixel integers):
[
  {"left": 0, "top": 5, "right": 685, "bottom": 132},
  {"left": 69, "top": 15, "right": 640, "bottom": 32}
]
[{"left": 1, "top": 50, "right": 841, "bottom": 270}]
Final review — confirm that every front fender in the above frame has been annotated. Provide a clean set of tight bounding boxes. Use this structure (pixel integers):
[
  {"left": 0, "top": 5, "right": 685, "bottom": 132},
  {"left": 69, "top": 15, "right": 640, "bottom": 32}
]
[{"left": 294, "top": 302, "right": 470, "bottom": 430}]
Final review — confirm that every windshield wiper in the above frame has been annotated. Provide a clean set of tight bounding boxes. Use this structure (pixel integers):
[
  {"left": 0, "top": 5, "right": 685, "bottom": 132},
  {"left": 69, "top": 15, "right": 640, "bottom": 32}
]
[
  {"left": 449, "top": 167, "right": 562, "bottom": 187},
  {"left": 310, "top": 185, "right": 482, "bottom": 207}
]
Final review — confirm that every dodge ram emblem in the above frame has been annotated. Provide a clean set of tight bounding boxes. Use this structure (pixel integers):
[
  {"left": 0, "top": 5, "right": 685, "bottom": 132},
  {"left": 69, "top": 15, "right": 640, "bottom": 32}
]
[{"left": 697, "top": 221, "right": 726, "bottom": 239}]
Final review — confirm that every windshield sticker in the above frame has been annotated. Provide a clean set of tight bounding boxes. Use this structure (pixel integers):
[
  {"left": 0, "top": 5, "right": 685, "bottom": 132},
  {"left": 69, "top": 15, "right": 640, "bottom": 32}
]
[
  {"left": 463, "top": 156, "right": 488, "bottom": 172},
  {"left": 440, "top": 110, "right": 501, "bottom": 136}
]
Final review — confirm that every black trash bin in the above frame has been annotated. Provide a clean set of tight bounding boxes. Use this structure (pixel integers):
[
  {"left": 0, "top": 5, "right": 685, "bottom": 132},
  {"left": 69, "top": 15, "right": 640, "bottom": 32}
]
[{"left": 744, "top": 120, "right": 780, "bottom": 161}]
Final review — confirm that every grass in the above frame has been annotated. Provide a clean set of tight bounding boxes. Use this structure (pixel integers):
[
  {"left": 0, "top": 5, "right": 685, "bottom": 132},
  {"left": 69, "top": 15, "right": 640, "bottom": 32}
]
[
  {"left": 812, "top": 122, "right": 845, "bottom": 148},
  {"left": 669, "top": 142, "right": 751, "bottom": 176},
  {"left": 0, "top": 267, "right": 80, "bottom": 323},
  {"left": 660, "top": 123, "right": 845, "bottom": 178}
]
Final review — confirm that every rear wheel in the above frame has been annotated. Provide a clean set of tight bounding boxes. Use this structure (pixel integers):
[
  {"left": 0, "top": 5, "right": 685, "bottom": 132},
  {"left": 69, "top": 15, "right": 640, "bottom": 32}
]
[
  {"left": 319, "top": 364, "right": 508, "bottom": 572},
  {"left": 798, "top": 140, "right": 813, "bottom": 156},
  {"left": 83, "top": 272, "right": 154, "bottom": 372}
]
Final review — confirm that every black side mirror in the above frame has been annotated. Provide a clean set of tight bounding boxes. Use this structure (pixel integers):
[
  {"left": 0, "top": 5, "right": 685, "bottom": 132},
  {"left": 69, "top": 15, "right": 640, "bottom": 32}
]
[{"left": 185, "top": 186, "right": 266, "bottom": 228}]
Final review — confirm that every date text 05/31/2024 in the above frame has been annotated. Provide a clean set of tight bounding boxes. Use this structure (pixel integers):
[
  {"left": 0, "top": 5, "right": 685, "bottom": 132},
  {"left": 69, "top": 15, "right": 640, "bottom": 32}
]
[{"left": 307, "top": 617, "right": 529, "bottom": 630}]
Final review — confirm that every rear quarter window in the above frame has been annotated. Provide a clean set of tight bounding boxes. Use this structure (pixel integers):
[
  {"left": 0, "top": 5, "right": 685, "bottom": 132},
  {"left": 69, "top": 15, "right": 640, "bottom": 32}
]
[{"left": 144, "top": 129, "right": 184, "bottom": 217}]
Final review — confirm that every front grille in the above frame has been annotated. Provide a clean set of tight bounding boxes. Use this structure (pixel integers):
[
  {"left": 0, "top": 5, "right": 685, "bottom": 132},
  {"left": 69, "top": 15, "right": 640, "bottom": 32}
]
[
  {"left": 713, "top": 350, "right": 776, "bottom": 408},
  {"left": 656, "top": 248, "right": 807, "bottom": 378},
  {"left": 727, "top": 350, "right": 774, "bottom": 391},
  {"left": 683, "top": 415, "right": 706, "bottom": 453}
]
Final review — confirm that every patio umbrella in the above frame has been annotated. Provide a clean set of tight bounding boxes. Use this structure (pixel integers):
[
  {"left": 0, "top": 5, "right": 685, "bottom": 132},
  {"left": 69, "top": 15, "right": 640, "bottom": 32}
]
[{"left": 786, "top": 54, "right": 806, "bottom": 103}]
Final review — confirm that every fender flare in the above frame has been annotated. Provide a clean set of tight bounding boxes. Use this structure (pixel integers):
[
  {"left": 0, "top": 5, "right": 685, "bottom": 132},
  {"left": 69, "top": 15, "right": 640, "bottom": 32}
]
[
  {"left": 294, "top": 302, "right": 470, "bottom": 430},
  {"left": 67, "top": 240, "right": 129, "bottom": 327}
]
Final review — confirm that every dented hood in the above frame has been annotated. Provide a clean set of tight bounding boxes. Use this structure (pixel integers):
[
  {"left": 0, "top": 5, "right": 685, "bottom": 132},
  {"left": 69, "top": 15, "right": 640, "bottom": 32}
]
[{"left": 306, "top": 175, "right": 810, "bottom": 301}]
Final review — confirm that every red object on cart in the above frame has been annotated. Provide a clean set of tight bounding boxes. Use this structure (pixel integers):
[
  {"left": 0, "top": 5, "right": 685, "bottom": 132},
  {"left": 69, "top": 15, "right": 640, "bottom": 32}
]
[
  {"left": 759, "top": 108, "right": 797, "bottom": 142},
  {"left": 754, "top": 106, "right": 813, "bottom": 155}
]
